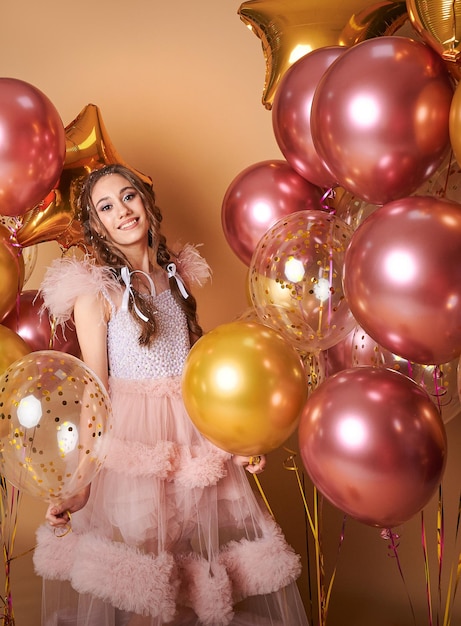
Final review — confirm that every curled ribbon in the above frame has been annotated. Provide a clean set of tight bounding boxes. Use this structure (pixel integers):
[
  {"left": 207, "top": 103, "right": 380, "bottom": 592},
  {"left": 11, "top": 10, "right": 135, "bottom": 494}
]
[{"left": 166, "top": 262, "right": 189, "bottom": 299}]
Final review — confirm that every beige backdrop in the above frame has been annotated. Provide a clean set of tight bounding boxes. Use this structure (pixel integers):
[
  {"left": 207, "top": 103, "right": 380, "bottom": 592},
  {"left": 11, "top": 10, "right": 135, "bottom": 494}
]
[{"left": 1, "top": 1, "right": 461, "bottom": 625}]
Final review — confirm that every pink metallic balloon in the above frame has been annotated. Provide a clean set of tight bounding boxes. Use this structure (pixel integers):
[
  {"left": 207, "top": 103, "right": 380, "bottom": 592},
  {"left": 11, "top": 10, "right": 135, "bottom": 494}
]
[
  {"left": 351, "top": 326, "right": 460, "bottom": 424},
  {"left": 272, "top": 46, "right": 346, "bottom": 189},
  {"left": 343, "top": 195, "right": 461, "bottom": 365},
  {"left": 299, "top": 367, "right": 447, "bottom": 528},
  {"left": 0, "top": 78, "right": 66, "bottom": 217},
  {"left": 311, "top": 37, "right": 453, "bottom": 205},
  {"left": 3, "top": 290, "right": 80, "bottom": 357},
  {"left": 222, "top": 160, "right": 324, "bottom": 266}
]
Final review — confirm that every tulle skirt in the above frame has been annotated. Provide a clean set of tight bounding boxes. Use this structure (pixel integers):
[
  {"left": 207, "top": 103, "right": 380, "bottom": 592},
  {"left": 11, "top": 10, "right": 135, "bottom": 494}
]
[{"left": 34, "top": 376, "right": 309, "bottom": 626}]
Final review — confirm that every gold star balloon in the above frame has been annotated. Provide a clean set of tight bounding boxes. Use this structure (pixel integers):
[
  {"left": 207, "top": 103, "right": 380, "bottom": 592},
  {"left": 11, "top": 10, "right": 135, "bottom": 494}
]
[
  {"left": 238, "top": 0, "right": 377, "bottom": 109},
  {"left": 15, "top": 104, "right": 151, "bottom": 250},
  {"left": 339, "top": 1, "right": 408, "bottom": 47}
]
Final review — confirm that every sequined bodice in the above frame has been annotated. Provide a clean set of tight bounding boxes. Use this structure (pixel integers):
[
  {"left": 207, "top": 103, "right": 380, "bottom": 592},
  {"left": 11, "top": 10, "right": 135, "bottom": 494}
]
[{"left": 107, "top": 290, "right": 190, "bottom": 379}]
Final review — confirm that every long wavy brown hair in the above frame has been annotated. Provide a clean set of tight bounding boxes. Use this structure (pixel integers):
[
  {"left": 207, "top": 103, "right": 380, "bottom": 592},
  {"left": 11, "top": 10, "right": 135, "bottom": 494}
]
[{"left": 78, "top": 163, "right": 203, "bottom": 346}]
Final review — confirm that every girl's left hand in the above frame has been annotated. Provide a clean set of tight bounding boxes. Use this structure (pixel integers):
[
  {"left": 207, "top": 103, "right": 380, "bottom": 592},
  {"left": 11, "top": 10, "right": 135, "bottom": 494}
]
[{"left": 233, "top": 454, "right": 266, "bottom": 474}]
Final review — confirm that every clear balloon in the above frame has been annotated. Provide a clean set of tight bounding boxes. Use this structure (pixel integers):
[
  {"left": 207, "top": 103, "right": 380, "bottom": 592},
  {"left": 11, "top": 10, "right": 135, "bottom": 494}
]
[
  {"left": 0, "top": 225, "right": 25, "bottom": 322},
  {"left": 343, "top": 195, "right": 461, "bottom": 365},
  {"left": 222, "top": 160, "right": 324, "bottom": 266},
  {"left": 0, "top": 78, "right": 66, "bottom": 217},
  {"left": 0, "top": 325, "right": 31, "bottom": 376},
  {"left": 182, "top": 321, "right": 307, "bottom": 455},
  {"left": 311, "top": 37, "right": 453, "bottom": 205},
  {"left": 330, "top": 187, "right": 379, "bottom": 232},
  {"left": 272, "top": 46, "right": 346, "bottom": 188},
  {"left": 0, "top": 350, "right": 112, "bottom": 503},
  {"left": 249, "top": 210, "right": 356, "bottom": 353},
  {"left": 299, "top": 367, "right": 447, "bottom": 527},
  {"left": 3, "top": 290, "right": 81, "bottom": 357}
]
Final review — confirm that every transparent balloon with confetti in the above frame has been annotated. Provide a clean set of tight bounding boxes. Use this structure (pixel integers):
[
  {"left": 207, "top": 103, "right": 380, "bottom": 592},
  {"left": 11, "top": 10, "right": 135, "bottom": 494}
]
[
  {"left": 0, "top": 350, "right": 112, "bottom": 505},
  {"left": 248, "top": 210, "right": 356, "bottom": 354}
]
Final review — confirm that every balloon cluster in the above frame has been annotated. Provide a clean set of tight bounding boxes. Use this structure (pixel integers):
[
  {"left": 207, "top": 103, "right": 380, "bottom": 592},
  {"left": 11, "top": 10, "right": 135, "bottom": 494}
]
[
  {"left": 0, "top": 79, "right": 151, "bottom": 372},
  {"left": 184, "top": 4, "right": 461, "bottom": 529}
]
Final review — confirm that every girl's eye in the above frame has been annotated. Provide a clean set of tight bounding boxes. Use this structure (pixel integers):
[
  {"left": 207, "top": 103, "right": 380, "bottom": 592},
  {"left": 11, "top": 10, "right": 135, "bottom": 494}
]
[
  {"left": 123, "top": 192, "right": 135, "bottom": 202},
  {"left": 100, "top": 204, "right": 112, "bottom": 212}
]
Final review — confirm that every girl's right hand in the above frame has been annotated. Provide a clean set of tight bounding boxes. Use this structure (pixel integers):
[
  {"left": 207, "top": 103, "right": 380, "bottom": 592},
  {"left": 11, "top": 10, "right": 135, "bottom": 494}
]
[{"left": 46, "top": 485, "right": 91, "bottom": 528}]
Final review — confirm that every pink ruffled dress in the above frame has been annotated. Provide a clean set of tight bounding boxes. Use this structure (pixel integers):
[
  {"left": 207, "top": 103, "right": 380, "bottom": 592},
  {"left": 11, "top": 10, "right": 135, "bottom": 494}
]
[{"left": 33, "top": 248, "right": 309, "bottom": 626}]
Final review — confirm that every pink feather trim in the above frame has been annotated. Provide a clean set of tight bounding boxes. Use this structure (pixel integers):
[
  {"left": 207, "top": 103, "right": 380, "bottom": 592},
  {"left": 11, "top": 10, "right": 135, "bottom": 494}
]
[
  {"left": 39, "top": 256, "right": 118, "bottom": 327},
  {"left": 174, "top": 445, "right": 230, "bottom": 488},
  {"left": 33, "top": 524, "right": 79, "bottom": 581},
  {"left": 70, "top": 534, "right": 179, "bottom": 621},
  {"left": 178, "top": 554, "right": 234, "bottom": 625},
  {"left": 103, "top": 438, "right": 179, "bottom": 479},
  {"left": 175, "top": 243, "right": 212, "bottom": 288},
  {"left": 219, "top": 524, "right": 302, "bottom": 600}
]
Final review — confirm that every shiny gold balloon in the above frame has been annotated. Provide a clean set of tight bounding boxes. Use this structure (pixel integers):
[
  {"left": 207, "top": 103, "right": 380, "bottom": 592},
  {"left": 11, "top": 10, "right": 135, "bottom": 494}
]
[
  {"left": 16, "top": 104, "right": 151, "bottom": 250},
  {"left": 339, "top": 1, "right": 408, "bottom": 46},
  {"left": 0, "top": 324, "right": 31, "bottom": 377},
  {"left": 407, "top": 0, "right": 461, "bottom": 64},
  {"left": 450, "top": 82, "right": 461, "bottom": 166},
  {"left": 0, "top": 225, "right": 25, "bottom": 322},
  {"left": 182, "top": 321, "right": 307, "bottom": 455},
  {"left": 238, "top": 0, "right": 375, "bottom": 109}
]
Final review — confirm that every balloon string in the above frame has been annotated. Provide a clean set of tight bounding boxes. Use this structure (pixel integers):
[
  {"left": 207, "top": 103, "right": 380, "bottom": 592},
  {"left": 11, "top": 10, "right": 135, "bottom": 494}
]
[
  {"left": 250, "top": 473, "right": 274, "bottom": 519},
  {"left": 437, "top": 484, "right": 445, "bottom": 620},
  {"left": 0, "top": 476, "right": 22, "bottom": 623},
  {"left": 283, "top": 447, "right": 343, "bottom": 626},
  {"left": 421, "top": 510, "right": 434, "bottom": 626},
  {"left": 381, "top": 527, "right": 417, "bottom": 625},
  {"left": 442, "top": 490, "right": 461, "bottom": 626}
]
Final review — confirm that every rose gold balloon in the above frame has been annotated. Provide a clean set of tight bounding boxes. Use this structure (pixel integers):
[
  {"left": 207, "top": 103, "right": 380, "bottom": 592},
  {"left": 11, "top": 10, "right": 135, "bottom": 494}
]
[
  {"left": 0, "top": 78, "right": 65, "bottom": 217},
  {"left": 351, "top": 326, "right": 460, "bottom": 424},
  {"left": 343, "top": 195, "right": 461, "bottom": 365},
  {"left": 222, "top": 160, "right": 324, "bottom": 266},
  {"left": 272, "top": 46, "right": 346, "bottom": 188},
  {"left": 3, "top": 290, "right": 80, "bottom": 357},
  {"left": 299, "top": 367, "right": 447, "bottom": 527},
  {"left": 311, "top": 37, "right": 453, "bottom": 204}
]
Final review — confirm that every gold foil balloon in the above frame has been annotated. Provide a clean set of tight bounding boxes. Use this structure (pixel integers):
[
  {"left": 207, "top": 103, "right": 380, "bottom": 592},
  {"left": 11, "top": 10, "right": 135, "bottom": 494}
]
[
  {"left": 182, "top": 321, "right": 307, "bottom": 455},
  {"left": 0, "top": 350, "right": 112, "bottom": 503},
  {"left": 0, "top": 325, "right": 31, "bottom": 376},
  {"left": 450, "top": 82, "right": 461, "bottom": 168},
  {"left": 249, "top": 210, "right": 356, "bottom": 353},
  {"left": 407, "top": 0, "right": 461, "bottom": 63},
  {"left": 339, "top": 0, "right": 408, "bottom": 46},
  {"left": 0, "top": 224, "right": 25, "bottom": 322},
  {"left": 238, "top": 0, "right": 373, "bottom": 109},
  {"left": 16, "top": 104, "right": 151, "bottom": 250}
]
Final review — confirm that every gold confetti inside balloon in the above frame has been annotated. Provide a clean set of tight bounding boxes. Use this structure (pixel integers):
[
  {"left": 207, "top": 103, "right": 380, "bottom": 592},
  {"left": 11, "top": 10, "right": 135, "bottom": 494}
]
[
  {"left": 0, "top": 350, "right": 112, "bottom": 503},
  {"left": 249, "top": 210, "right": 356, "bottom": 353}
]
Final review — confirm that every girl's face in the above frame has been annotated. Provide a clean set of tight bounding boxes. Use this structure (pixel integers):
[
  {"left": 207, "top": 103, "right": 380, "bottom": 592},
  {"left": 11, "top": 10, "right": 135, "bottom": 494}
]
[{"left": 90, "top": 173, "right": 149, "bottom": 249}]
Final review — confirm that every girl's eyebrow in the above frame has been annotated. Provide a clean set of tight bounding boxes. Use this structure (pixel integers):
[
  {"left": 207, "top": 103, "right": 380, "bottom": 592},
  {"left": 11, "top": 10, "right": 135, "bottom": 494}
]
[{"left": 94, "top": 186, "right": 135, "bottom": 209}]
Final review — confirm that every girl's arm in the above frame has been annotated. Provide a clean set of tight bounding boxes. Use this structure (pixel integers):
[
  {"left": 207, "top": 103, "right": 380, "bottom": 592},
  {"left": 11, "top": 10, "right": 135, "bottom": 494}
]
[{"left": 46, "top": 290, "right": 109, "bottom": 528}]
